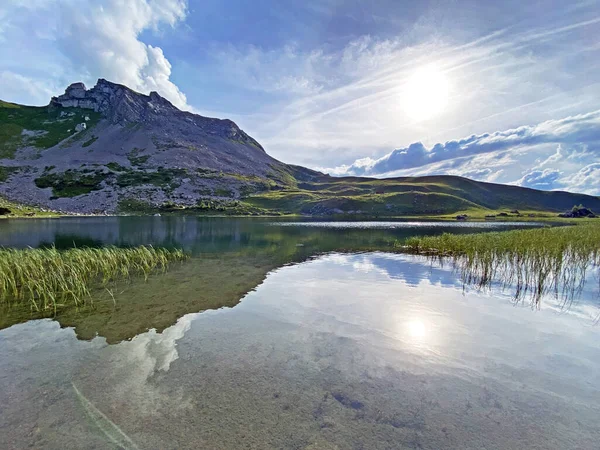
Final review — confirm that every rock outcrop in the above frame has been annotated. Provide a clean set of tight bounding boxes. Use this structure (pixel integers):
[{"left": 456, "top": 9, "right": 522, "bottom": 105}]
[{"left": 558, "top": 206, "right": 596, "bottom": 218}]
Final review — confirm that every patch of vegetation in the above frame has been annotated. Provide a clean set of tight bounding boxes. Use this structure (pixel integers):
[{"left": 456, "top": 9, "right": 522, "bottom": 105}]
[
  {"left": 117, "top": 198, "right": 159, "bottom": 214},
  {"left": 214, "top": 188, "right": 234, "bottom": 197},
  {"left": 0, "top": 100, "right": 101, "bottom": 158},
  {"left": 268, "top": 165, "right": 298, "bottom": 187},
  {"left": 196, "top": 167, "right": 220, "bottom": 177},
  {"left": 0, "top": 166, "right": 19, "bottom": 182},
  {"left": 106, "top": 162, "right": 128, "bottom": 172},
  {"left": 81, "top": 135, "right": 98, "bottom": 147},
  {"left": 127, "top": 147, "right": 150, "bottom": 166},
  {"left": 400, "top": 222, "right": 600, "bottom": 305},
  {"left": 34, "top": 169, "right": 106, "bottom": 198},
  {"left": 116, "top": 167, "right": 187, "bottom": 191},
  {"left": 129, "top": 154, "right": 150, "bottom": 165},
  {"left": 0, "top": 246, "right": 188, "bottom": 311}
]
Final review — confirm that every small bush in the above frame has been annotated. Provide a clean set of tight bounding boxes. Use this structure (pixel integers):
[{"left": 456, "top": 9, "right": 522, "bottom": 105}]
[{"left": 82, "top": 136, "right": 98, "bottom": 147}]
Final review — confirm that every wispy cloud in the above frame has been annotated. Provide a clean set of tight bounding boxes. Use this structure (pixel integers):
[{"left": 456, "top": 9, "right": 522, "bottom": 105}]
[{"left": 194, "top": 4, "right": 600, "bottom": 169}]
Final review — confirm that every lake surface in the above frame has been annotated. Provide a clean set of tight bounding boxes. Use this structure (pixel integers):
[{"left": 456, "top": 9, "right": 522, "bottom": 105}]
[{"left": 1, "top": 217, "right": 598, "bottom": 449}]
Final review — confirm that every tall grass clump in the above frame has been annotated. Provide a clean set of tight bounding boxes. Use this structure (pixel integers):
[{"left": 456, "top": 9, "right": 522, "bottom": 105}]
[
  {"left": 400, "top": 222, "right": 600, "bottom": 306},
  {"left": 0, "top": 246, "right": 188, "bottom": 311}
]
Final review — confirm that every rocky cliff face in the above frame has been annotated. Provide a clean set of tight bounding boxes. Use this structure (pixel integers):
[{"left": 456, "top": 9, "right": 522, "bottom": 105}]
[
  {"left": 0, "top": 79, "right": 313, "bottom": 214},
  {"left": 52, "top": 79, "right": 180, "bottom": 121},
  {"left": 51, "top": 79, "right": 264, "bottom": 149}
]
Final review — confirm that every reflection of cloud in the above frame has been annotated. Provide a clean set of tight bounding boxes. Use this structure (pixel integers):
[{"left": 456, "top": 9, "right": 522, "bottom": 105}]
[
  {"left": 322, "top": 252, "right": 462, "bottom": 289},
  {"left": 107, "top": 313, "right": 197, "bottom": 412},
  {"left": 318, "top": 252, "right": 600, "bottom": 320}
]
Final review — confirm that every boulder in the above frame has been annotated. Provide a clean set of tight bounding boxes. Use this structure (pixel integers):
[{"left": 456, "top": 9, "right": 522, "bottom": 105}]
[{"left": 558, "top": 206, "right": 596, "bottom": 218}]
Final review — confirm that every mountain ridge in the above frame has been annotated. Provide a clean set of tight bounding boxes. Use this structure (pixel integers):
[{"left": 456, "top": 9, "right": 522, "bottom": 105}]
[{"left": 0, "top": 79, "right": 598, "bottom": 216}]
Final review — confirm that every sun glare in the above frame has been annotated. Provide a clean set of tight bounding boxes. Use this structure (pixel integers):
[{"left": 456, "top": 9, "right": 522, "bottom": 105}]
[
  {"left": 403, "top": 65, "right": 450, "bottom": 121},
  {"left": 406, "top": 319, "right": 427, "bottom": 339}
]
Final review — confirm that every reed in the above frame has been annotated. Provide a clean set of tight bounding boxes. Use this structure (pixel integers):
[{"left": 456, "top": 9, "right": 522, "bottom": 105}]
[
  {"left": 0, "top": 246, "right": 188, "bottom": 311},
  {"left": 399, "top": 222, "right": 600, "bottom": 305}
]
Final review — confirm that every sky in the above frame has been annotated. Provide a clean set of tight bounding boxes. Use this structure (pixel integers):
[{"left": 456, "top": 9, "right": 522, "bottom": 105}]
[{"left": 1, "top": 0, "right": 600, "bottom": 194}]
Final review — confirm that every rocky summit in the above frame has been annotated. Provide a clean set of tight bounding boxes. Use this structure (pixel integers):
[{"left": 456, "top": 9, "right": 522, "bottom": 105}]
[{"left": 0, "top": 79, "right": 312, "bottom": 214}]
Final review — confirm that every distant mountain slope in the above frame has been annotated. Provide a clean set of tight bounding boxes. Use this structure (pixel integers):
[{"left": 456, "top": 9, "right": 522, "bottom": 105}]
[
  {"left": 0, "top": 79, "right": 598, "bottom": 216},
  {"left": 244, "top": 174, "right": 600, "bottom": 216}
]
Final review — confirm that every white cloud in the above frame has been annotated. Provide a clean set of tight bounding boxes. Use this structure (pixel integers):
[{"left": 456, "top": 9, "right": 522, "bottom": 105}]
[
  {"left": 0, "top": 71, "right": 58, "bottom": 103},
  {"left": 562, "top": 163, "right": 600, "bottom": 195},
  {"left": 325, "top": 111, "right": 600, "bottom": 177},
  {"left": 0, "top": 0, "right": 190, "bottom": 109},
  {"left": 517, "top": 168, "right": 562, "bottom": 189}
]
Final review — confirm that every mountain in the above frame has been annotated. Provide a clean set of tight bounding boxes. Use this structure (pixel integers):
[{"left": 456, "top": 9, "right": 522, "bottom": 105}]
[
  {"left": 0, "top": 79, "right": 320, "bottom": 214},
  {"left": 1, "top": 79, "right": 599, "bottom": 216}
]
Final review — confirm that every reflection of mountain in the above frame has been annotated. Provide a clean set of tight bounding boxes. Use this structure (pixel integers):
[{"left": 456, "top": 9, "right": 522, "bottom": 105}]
[
  {"left": 1, "top": 219, "right": 596, "bottom": 344},
  {"left": 0, "top": 216, "right": 542, "bottom": 252}
]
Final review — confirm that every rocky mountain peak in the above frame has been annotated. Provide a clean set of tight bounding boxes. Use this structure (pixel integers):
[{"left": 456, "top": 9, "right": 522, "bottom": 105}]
[
  {"left": 48, "top": 78, "right": 266, "bottom": 151},
  {"left": 50, "top": 78, "right": 178, "bottom": 125}
]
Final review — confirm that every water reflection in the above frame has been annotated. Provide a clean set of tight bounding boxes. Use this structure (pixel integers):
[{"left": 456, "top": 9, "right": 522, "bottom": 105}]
[
  {"left": 0, "top": 217, "right": 551, "bottom": 340},
  {"left": 1, "top": 252, "right": 598, "bottom": 449},
  {"left": 0, "top": 216, "right": 544, "bottom": 251}
]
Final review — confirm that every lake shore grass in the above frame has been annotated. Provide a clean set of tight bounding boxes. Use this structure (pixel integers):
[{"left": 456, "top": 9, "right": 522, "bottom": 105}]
[
  {"left": 0, "top": 246, "right": 188, "bottom": 311},
  {"left": 399, "top": 221, "right": 600, "bottom": 305}
]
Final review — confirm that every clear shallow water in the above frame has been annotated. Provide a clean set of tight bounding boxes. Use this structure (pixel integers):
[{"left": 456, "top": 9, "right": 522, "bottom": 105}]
[
  {"left": 1, "top": 251, "right": 599, "bottom": 449},
  {"left": 0, "top": 218, "right": 597, "bottom": 449}
]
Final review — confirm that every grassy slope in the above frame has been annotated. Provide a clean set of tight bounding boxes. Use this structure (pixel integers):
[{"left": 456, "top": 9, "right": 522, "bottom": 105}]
[
  {"left": 0, "top": 100, "right": 101, "bottom": 158},
  {"left": 0, "top": 196, "right": 59, "bottom": 218},
  {"left": 242, "top": 173, "right": 600, "bottom": 217}
]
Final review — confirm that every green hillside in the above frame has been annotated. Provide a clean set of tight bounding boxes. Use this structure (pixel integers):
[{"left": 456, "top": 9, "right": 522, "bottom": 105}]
[
  {"left": 0, "top": 100, "right": 101, "bottom": 158},
  {"left": 241, "top": 173, "right": 600, "bottom": 217}
]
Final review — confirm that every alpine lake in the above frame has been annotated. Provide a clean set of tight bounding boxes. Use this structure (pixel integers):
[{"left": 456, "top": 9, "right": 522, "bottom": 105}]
[{"left": 0, "top": 217, "right": 598, "bottom": 450}]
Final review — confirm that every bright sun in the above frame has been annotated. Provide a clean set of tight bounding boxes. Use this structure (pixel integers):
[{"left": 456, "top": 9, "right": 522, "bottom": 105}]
[
  {"left": 406, "top": 319, "right": 427, "bottom": 339},
  {"left": 403, "top": 65, "right": 450, "bottom": 121}
]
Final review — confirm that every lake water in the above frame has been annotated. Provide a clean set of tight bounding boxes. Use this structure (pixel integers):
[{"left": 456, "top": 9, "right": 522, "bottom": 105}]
[{"left": 1, "top": 217, "right": 598, "bottom": 449}]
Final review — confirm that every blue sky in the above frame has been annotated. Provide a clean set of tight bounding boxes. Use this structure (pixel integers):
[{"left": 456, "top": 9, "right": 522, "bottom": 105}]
[{"left": 1, "top": 0, "right": 600, "bottom": 194}]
